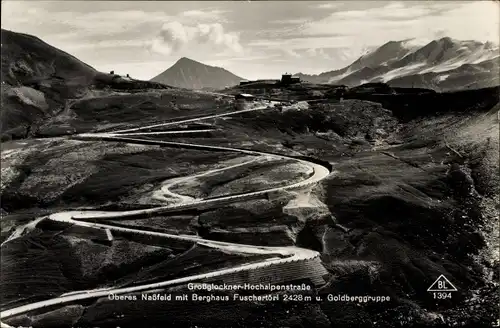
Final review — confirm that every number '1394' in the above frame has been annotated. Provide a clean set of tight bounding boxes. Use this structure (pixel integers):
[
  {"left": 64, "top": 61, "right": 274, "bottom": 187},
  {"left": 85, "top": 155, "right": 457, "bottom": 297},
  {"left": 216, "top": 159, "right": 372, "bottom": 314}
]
[{"left": 433, "top": 292, "right": 452, "bottom": 299}]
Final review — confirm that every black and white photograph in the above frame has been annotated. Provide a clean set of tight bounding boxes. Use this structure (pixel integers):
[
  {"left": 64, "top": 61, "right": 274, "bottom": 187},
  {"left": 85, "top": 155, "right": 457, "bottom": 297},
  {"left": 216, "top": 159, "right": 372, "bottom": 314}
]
[{"left": 0, "top": 1, "right": 499, "bottom": 327}]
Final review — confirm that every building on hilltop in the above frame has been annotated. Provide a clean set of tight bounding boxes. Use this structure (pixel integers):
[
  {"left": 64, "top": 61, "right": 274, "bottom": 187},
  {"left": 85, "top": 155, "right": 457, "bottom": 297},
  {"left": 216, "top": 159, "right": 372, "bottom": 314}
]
[{"left": 281, "top": 73, "right": 301, "bottom": 85}]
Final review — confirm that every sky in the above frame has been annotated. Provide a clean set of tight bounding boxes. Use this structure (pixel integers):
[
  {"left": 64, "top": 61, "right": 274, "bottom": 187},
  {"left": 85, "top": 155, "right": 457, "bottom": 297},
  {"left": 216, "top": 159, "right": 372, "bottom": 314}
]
[{"left": 2, "top": 1, "right": 499, "bottom": 80}]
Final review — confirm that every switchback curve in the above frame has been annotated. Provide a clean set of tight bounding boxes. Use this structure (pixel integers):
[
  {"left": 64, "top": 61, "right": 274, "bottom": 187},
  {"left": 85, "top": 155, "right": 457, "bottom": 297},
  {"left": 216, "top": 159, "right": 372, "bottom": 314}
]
[{"left": 0, "top": 102, "right": 332, "bottom": 325}]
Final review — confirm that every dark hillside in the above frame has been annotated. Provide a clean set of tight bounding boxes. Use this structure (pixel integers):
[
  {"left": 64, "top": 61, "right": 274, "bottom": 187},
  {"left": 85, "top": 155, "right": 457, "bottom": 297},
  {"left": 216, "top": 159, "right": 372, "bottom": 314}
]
[
  {"left": 345, "top": 86, "right": 499, "bottom": 121},
  {"left": 0, "top": 29, "right": 172, "bottom": 140}
]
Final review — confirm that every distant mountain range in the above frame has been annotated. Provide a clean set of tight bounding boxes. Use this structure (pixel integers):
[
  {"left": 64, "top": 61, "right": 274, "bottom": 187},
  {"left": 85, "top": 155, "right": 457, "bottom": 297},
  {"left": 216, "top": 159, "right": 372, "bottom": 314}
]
[
  {"left": 295, "top": 37, "right": 500, "bottom": 91},
  {"left": 150, "top": 57, "right": 244, "bottom": 90},
  {"left": 3, "top": 26, "right": 498, "bottom": 99},
  {"left": 152, "top": 37, "right": 498, "bottom": 92}
]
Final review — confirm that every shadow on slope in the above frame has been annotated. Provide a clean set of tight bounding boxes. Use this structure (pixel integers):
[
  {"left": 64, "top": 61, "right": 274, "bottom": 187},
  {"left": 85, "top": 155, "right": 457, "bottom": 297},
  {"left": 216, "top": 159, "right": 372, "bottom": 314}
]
[
  {"left": 345, "top": 85, "right": 499, "bottom": 121},
  {"left": 318, "top": 103, "right": 499, "bottom": 326}
]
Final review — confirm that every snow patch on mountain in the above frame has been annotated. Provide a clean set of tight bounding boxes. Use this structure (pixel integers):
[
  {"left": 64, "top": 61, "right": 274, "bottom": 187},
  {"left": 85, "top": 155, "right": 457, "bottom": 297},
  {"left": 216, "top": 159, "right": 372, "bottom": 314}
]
[{"left": 299, "top": 37, "right": 499, "bottom": 91}]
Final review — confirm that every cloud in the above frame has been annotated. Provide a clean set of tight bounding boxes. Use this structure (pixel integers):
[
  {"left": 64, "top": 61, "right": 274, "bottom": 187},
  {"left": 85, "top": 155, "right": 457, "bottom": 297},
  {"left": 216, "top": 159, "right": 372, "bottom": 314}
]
[
  {"left": 271, "top": 18, "right": 311, "bottom": 25},
  {"left": 312, "top": 3, "right": 340, "bottom": 10},
  {"left": 180, "top": 9, "right": 229, "bottom": 21},
  {"left": 282, "top": 48, "right": 301, "bottom": 58},
  {"left": 306, "top": 48, "right": 331, "bottom": 59},
  {"left": 150, "top": 21, "right": 243, "bottom": 56},
  {"left": 247, "top": 0, "right": 477, "bottom": 69},
  {"left": 248, "top": 35, "right": 350, "bottom": 49},
  {"left": 326, "top": 2, "right": 436, "bottom": 21},
  {"left": 228, "top": 54, "right": 282, "bottom": 62},
  {"left": 3, "top": 1, "right": 498, "bottom": 81},
  {"left": 296, "top": 1, "right": 499, "bottom": 47},
  {"left": 95, "top": 60, "right": 172, "bottom": 80},
  {"left": 67, "top": 39, "right": 149, "bottom": 50},
  {"left": 2, "top": 3, "right": 231, "bottom": 41}
]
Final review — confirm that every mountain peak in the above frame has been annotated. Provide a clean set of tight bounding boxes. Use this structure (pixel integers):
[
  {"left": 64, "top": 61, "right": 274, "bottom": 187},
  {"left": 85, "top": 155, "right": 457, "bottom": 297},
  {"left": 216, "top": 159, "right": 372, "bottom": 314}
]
[
  {"left": 175, "top": 57, "right": 200, "bottom": 65},
  {"left": 348, "top": 39, "right": 416, "bottom": 71},
  {"left": 422, "top": 36, "right": 456, "bottom": 50},
  {"left": 151, "top": 57, "right": 244, "bottom": 90},
  {"left": 438, "top": 36, "right": 453, "bottom": 42},
  {"left": 436, "top": 36, "right": 455, "bottom": 46},
  {"left": 297, "top": 36, "right": 499, "bottom": 91}
]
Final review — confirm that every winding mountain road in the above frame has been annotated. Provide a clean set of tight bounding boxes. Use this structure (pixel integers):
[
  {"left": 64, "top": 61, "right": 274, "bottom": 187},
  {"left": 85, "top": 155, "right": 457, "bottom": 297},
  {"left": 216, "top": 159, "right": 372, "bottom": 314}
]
[{"left": 0, "top": 101, "right": 332, "bottom": 326}]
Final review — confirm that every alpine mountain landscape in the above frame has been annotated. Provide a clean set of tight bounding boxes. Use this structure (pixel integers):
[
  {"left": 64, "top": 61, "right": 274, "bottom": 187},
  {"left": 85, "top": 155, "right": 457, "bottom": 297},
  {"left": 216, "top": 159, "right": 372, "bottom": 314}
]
[
  {"left": 295, "top": 37, "right": 499, "bottom": 91},
  {"left": 1, "top": 1, "right": 499, "bottom": 328}
]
